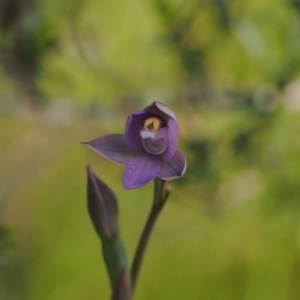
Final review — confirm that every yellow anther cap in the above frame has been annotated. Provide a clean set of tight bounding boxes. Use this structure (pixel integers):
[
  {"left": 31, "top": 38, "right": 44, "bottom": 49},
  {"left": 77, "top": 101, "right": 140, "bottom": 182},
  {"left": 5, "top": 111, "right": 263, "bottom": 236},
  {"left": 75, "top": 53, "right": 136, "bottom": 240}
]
[{"left": 143, "top": 117, "right": 163, "bottom": 132}]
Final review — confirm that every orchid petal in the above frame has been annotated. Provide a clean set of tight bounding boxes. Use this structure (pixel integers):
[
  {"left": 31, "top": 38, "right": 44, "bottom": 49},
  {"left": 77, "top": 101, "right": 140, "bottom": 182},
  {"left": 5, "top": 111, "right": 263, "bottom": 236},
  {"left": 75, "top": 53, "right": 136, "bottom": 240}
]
[
  {"left": 141, "top": 127, "right": 168, "bottom": 155},
  {"left": 82, "top": 134, "right": 137, "bottom": 164},
  {"left": 123, "top": 153, "right": 161, "bottom": 189},
  {"left": 163, "top": 118, "right": 179, "bottom": 162},
  {"left": 158, "top": 151, "right": 187, "bottom": 179},
  {"left": 125, "top": 111, "right": 149, "bottom": 151},
  {"left": 144, "top": 101, "right": 177, "bottom": 121}
]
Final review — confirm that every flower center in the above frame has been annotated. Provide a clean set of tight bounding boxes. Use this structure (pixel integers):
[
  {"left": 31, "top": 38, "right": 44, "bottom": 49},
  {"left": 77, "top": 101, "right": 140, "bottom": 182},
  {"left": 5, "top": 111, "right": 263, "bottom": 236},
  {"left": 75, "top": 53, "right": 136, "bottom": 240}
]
[
  {"left": 141, "top": 116, "right": 167, "bottom": 155},
  {"left": 143, "top": 116, "right": 164, "bottom": 132}
]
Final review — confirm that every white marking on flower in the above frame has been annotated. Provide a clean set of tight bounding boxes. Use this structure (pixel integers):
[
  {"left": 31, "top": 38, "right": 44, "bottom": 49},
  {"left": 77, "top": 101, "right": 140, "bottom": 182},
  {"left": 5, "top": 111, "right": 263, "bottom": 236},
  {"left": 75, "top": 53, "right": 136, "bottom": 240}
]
[{"left": 140, "top": 130, "right": 156, "bottom": 139}]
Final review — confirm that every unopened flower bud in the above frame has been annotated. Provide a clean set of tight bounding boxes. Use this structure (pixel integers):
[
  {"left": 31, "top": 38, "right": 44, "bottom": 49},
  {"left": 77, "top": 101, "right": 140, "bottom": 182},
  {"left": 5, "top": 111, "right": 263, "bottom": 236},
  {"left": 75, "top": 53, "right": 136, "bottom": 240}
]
[{"left": 86, "top": 166, "right": 119, "bottom": 239}]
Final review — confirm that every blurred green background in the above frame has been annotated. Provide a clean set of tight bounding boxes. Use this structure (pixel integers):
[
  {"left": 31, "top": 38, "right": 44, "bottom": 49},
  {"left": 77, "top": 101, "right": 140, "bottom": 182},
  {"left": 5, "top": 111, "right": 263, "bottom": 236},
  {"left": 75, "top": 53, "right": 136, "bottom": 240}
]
[{"left": 1, "top": 0, "right": 300, "bottom": 299}]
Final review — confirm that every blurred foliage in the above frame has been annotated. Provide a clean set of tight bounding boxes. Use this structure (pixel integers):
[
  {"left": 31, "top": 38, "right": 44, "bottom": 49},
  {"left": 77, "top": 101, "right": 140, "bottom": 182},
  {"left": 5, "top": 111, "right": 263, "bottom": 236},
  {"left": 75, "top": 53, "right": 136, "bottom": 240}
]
[
  {"left": 1, "top": 0, "right": 300, "bottom": 107},
  {"left": 1, "top": 0, "right": 300, "bottom": 299},
  {"left": 0, "top": 0, "right": 58, "bottom": 106},
  {"left": 0, "top": 226, "right": 13, "bottom": 268}
]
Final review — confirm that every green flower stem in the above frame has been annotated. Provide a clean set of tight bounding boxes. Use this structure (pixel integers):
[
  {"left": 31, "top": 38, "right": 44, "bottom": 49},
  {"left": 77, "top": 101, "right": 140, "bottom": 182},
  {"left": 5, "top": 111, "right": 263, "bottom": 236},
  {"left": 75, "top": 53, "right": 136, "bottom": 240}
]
[{"left": 131, "top": 178, "right": 171, "bottom": 293}]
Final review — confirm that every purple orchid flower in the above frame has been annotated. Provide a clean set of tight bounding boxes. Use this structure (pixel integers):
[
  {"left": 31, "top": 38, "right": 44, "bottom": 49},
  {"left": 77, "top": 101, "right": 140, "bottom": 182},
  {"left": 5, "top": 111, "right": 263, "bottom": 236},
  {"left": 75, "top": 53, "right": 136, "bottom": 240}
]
[{"left": 82, "top": 101, "right": 187, "bottom": 189}]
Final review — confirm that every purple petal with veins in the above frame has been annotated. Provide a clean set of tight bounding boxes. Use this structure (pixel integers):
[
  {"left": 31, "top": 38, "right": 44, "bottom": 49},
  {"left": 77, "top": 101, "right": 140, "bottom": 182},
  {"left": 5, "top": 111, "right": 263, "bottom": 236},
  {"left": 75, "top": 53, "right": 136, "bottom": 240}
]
[
  {"left": 141, "top": 127, "right": 168, "bottom": 155},
  {"left": 125, "top": 111, "right": 149, "bottom": 151},
  {"left": 82, "top": 134, "right": 137, "bottom": 164},
  {"left": 163, "top": 118, "right": 179, "bottom": 162},
  {"left": 158, "top": 151, "right": 187, "bottom": 179},
  {"left": 123, "top": 153, "right": 161, "bottom": 189}
]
